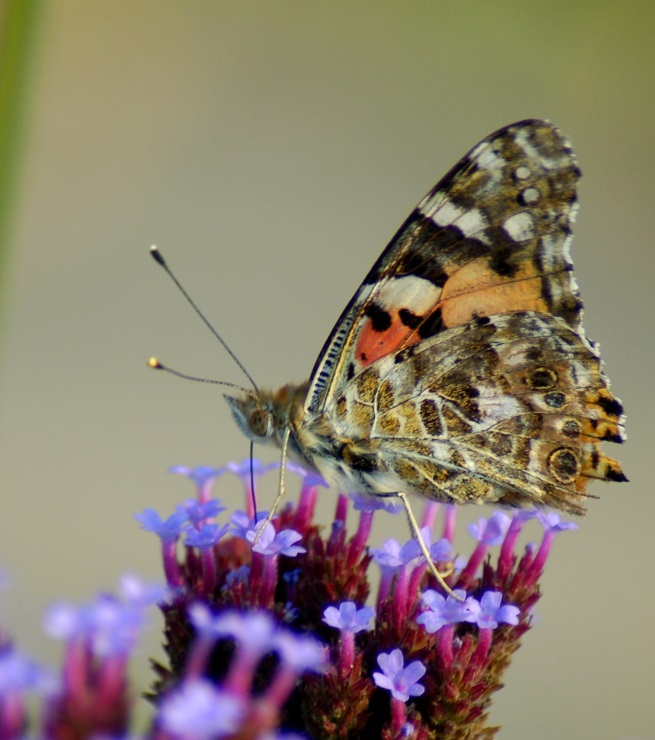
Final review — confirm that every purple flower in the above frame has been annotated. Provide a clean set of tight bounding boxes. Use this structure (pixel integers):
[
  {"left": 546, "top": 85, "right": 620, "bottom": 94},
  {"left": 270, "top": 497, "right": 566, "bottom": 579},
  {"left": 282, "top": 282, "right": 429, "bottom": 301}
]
[
  {"left": 373, "top": 528, "right": 445, "bottom": 570},
  {"left": 0, "top": 649, "right": 56, "bottom": 695},
  {"left": 372, "top": 536, "right": 420, "bottom": 569},
  {"left": 537, "top": 511, "right": 578, "bottom": 533},
  {"left": 467, "top": 512, "right": 511, "bottom": 545},
  {"left": 230, "top": 510, "right": 271, "bottom": 539},
  {"left": 178, "top": 498, "right": 225, "bottom": 526},
  {"left": 43, "top": 580, "right": 156, "bottom": 658},
  {"left": 371, "top": 537, "right": 405, "bottom": 569},
  {"left": 430, "top": 537, "right": 453, "bottom": 562},
  {"left": 190, "top": 606, "right": 276, "bottom": 652},
  {"left": 184, "top": 522, "right": 230, "bottom": 549},
  {"left": 134, "top": 508, "right": 188, "bottom": 543},
  {"left": 224, "top": 565, "right": 250, "bottom": 588},
  {"left": 373, "top": 649, "right": 426, "bottom": 702},
  {"left": 416, "top": 589, "right": 478, "bottom": 633},
  {"left": 472, "top": 591, "right": 520, "bottom": 629},
  {"left": 170, "top": 465, "right": 228, "bottom": 505},
  {"left": 285, "top": 461, "right": 328, "bottom": 488},
  {"left": 170, "top": 464, "right": 227, "bottom": 486},
  {"left": 248, "top": 522, "right": 306, "bottom": 557},
  {"left": 159, "top": 679, "right": 245, "bottom": 737},
  {"left": 227, "top": 459, "right": 279, "bottom": 480},
  {"left": 272, "top": 632, "right": 327, "bottom": 674},
  {"left": 349, "top": 491, "right": 403, "bottom": 514},
  {"left": 93, "top": 599, "right": 145, "bottom": 657},
  {"left": 323, "top": 602, "right": 375, "bottom": 633},
  {"left": 118, "top": 574, "right": 169, "bottom": 607}
]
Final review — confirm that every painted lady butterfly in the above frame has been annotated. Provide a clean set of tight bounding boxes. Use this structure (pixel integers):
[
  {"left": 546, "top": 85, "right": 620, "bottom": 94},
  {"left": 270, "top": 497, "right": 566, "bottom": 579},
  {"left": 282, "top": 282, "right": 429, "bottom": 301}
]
[{"left": 225, "top": 119, "right": 626, "bottom": 527}]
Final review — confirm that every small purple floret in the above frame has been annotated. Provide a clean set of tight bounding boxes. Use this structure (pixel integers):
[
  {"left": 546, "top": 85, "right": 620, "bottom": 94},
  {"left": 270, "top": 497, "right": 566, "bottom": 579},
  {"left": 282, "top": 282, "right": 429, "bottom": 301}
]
[
  {"left": 537, "top": 511, "right": 578, "bottom": 533},
  {"left": 473, "top": 591, "right": 520, "bottom": 629},
  {"left": 373, "top": 649, "right": 426, "bottom": 702},
  {"left": 169, "top": 465, "right": 227, "bottom": 486},
  {"left": 323, "top": 601, "right": 375, "bottom": 633},
  {"left": 417, "top": 589, "right": 478, "bottom": 633},
  {"left": 159, "top": 679, "right": 244, "bottom": 737},
  {"left": 134, "top": 508, "right": 188, "bottom": 544},
  {"left": 184, "top": 522, "right": 229, "bottom": 549},
  {"left": 467, "top": 512, "right": 511, "bottom": 545},
  {"left": 349, "top": 491, "right": 403, "bottom": 514},
  {"left": 247, "top": 522, "right": 306, "bottom": 557},
  {"left": 178, "top": 498, "right": 225, "bottom": 525}
]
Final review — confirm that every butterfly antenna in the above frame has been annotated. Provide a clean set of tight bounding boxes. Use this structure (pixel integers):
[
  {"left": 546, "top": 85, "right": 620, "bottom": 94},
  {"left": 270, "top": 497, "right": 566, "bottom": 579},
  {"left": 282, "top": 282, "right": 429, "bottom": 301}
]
[
  {"left": 150, "top": 245, "right": 259, "bottom": 392},
  {"left": 148, "top": 358, "right": 255, "bottom": 397}
]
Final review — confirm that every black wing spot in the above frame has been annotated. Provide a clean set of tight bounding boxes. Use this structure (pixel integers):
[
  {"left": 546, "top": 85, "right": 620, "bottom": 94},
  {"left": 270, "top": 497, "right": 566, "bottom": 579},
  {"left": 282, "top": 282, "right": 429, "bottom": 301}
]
[
  {"left": 489, "top": 245, "right": 519, "bottom": 278},
  {"left": 399, "top": 308, "right": 421, "bottom": 329},
  {"left": 597, "top": 394, "right": 624, "bottom": 418},
  {"left": 364, "top": 302, "right": 392, "bottom": 332},
  {"left": 605, "top": 468, "right": 629, "bottom": 482},
  {"left": 418, "top": 307, "right": 444, "bottom": 339}
]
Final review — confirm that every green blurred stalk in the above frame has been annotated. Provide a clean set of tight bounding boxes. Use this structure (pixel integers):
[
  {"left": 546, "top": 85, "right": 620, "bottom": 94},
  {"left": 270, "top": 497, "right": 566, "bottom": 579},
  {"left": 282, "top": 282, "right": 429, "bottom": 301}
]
[{"left": 0, "top": 0, "right": 42, "bottom": 308}]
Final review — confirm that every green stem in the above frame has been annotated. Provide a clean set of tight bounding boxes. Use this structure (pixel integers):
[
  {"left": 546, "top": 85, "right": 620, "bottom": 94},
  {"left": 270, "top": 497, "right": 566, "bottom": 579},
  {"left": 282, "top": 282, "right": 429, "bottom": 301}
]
[{"left": 0, "top": 0, "right": 42, "bottom": 316}]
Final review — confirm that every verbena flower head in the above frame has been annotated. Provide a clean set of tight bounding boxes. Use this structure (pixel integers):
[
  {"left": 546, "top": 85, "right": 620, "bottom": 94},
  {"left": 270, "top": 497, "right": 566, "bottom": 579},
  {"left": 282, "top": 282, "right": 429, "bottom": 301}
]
[{"left": 0, "top": 461, "right": 577, "bottom": 738}]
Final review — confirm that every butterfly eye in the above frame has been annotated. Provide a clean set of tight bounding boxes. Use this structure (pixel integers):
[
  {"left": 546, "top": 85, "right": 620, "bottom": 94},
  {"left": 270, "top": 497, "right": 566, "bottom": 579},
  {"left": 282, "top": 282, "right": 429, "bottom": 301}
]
[{"left": 249, "top": 408, "right": 272, "bottom": 438}]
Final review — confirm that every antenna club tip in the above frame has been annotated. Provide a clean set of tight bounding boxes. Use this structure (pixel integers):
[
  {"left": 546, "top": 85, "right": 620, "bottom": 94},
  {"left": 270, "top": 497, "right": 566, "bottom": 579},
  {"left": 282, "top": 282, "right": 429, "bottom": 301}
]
[
  {"left": 149, "top": 245, "right": 166, "bottom": 266},
  {"left": 148, "top": 357, "right": 163, "bottom": 369}
]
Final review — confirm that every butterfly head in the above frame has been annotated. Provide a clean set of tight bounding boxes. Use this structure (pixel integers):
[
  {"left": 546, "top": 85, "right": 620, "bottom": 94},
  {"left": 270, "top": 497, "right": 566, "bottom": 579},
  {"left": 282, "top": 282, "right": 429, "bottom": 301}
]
[{"left": 224, "top": 391, "right": 276, "bottom": 444}]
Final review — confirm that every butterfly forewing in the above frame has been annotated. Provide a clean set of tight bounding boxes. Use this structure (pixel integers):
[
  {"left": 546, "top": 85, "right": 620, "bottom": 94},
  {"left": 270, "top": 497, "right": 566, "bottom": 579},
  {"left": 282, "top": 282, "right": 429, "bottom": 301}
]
[{"left": 306, "top": 119, "right": 583, "bottom": 417}]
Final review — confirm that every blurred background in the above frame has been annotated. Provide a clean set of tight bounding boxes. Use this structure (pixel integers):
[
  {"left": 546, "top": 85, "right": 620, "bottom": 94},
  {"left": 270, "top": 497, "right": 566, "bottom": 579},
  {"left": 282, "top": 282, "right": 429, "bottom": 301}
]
[{"left": 0, "top": 2, "right": 652, "bottom": 737}]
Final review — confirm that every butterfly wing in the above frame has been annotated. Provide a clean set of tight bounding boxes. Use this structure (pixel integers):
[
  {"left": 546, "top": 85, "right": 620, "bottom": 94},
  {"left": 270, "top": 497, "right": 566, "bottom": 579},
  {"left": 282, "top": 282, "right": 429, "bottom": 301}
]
[
  {"left": 300, "top": 119, "right": 625, "bottom": 512},
  {"left": 321, "top": 311, "right": 625, "bottom": 513},
  {"left": 306, "top": 119, "right": 583, "bottom": 416}
]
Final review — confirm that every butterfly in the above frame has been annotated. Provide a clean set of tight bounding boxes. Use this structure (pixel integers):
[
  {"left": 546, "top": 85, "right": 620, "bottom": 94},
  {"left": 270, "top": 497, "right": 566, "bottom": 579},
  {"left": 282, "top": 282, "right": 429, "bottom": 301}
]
[{"left": 224, "top": 119, "right": 626, "bottom": 531}]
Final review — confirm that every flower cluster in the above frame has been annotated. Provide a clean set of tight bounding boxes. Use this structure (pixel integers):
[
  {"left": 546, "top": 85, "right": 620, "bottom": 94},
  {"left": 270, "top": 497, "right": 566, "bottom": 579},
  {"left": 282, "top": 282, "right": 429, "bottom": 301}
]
[
  {"left": 0, "top": 460, "right": 577, "bottom": 738},
  {"left": 142, "top": 461, "right": 575, "bottom": 738}
]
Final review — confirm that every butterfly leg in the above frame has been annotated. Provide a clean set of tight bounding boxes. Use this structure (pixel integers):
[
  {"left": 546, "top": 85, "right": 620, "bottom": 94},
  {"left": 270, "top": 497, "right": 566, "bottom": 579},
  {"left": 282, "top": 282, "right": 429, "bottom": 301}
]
[
  {"left": 395, "top": 491, "right": 462, "bottom": 601},
  {"left": 252, "top": 428, "right": 291, "bottom": 547}
]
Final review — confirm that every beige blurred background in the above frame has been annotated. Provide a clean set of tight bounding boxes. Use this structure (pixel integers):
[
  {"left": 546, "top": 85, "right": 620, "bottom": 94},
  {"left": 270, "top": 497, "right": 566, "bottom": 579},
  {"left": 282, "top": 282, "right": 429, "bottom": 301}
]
[{"left": 0, "top": 2, "right": 653, "bottom": 737}]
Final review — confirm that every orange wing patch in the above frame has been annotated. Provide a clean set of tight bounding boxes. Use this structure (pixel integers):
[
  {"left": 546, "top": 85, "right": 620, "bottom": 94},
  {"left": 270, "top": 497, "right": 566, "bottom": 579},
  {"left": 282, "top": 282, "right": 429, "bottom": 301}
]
[{"left": 438, "top": 256, "right": 548, "bottom": 329}]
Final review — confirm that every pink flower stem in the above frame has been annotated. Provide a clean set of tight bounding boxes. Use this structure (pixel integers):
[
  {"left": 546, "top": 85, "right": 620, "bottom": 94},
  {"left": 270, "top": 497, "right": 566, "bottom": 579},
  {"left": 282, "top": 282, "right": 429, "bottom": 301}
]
[
  {"left": 436, "top": 625, "right": 455, "bottom": 673},
  {"left": 442, "top": 506, "right": 457, "bottom": 543},
  {"left": 463, "top": 628, "right": 492, "bottom": 683},
  {"left": 200, "top": 548, "right": 217, "bottom": 595},
  {"left": 524, "top": 529, "right": 556, "bottom": 587},
  {"left": 390, "top": 698, "right": 407, "bottom": 733},
  {"left": 421, "top": 500, "right": 440, "bottom": 529},
  {"left": 293, "top": 484, "right": 318, "bottom": 531},
  {"left": 350, "top": 511, "right": 373, "bottom": 557},
  {"left": 339, "top": 631, "right": 355, "bottom": 675},
  {"left": 458, "top": 542, "right": 489, "bottom": 588},
  {"left": 498, "top": 516, "right": 526, "bottom": 578},
  {"left": 161, "top": 541, "right": 183, "bottom": 588}
]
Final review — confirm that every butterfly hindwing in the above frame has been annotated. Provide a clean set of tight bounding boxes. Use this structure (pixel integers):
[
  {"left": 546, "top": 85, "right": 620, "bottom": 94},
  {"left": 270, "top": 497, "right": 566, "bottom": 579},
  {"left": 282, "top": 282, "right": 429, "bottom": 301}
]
[{"left": 322, "top": 311, "right": 625, "bottom": 513}]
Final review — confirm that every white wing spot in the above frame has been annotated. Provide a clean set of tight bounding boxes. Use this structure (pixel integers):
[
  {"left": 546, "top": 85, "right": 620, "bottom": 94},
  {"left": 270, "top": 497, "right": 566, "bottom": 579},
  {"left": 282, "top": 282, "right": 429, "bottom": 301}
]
[
  {"left": 471, "top": 143, "right": 506, "bottom": 170},
  {"left": 378, "top": 275, "right": 441, "bottom": 314},
  {"left": 514, "top": 166, "right": 531, "bottom": 180},
  {"left": 521, "top": 187, "right": 540, "bottom": 203},
  {"left": 457, "top": 208, "right": 488, "bottom": 238},
  {"left": 514, "top": 130, "right": 564, "bottom": 170},
  {"left": 419, "top": 197, "right": 488, "bottom": 240},
  {"left": 420, "top": 195, "right": 462, "bottom": 222},
  {"left": 503, "top": 212, "right": 534, "bottom": 242}
]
